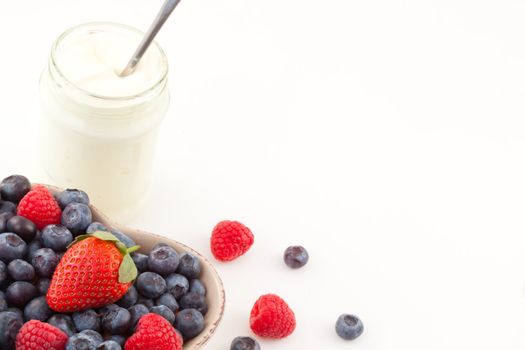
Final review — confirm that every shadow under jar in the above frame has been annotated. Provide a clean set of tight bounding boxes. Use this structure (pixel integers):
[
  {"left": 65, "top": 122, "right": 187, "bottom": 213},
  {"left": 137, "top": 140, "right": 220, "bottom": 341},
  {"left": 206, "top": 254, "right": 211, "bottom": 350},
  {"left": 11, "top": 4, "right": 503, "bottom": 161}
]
[{"left": 39, "top": 22, "right": 170, "bottom": 221}]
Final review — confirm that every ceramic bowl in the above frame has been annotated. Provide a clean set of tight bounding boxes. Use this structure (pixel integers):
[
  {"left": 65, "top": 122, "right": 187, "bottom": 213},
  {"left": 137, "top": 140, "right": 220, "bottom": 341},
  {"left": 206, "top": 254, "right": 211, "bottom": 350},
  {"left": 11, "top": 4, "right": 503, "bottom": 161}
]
[{"left": 46, "top": 185, "right": 226, "bottom": 349}]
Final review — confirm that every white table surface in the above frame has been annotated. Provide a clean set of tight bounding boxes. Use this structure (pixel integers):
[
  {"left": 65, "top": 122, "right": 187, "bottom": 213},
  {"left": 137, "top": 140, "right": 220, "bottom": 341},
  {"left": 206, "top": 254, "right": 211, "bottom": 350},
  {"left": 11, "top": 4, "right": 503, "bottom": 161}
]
[{"left": 1, "top": 0, "right": 525, "bottom": 348}]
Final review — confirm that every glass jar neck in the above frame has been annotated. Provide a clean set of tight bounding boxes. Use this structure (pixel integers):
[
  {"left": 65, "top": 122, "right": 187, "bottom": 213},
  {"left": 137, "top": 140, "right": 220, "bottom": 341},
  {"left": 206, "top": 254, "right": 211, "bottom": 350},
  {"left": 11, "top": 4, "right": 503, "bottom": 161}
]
[
  {"left": 46, "top": 59, "right": 168, "bottom": 120},
  {"left": 46, "top": 22, "right": 169, "bottom": 121}
]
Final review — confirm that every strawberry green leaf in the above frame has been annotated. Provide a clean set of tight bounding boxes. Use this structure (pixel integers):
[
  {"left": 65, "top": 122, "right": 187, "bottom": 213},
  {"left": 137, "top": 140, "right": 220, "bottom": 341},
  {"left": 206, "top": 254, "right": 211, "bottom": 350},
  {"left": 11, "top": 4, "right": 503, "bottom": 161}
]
[
  {"left": 90, "top": 231, "right": 121, "bottom": 243},
  {"left": 127, "top": 245, "right": 141, "bottom": 254},
  {"left": 67, "top": 231, "right": 108, "bottom": 249},
  {"left": 119, "top": 253, "right": 138, "bottom": 284},
  {"left": 67, "top": 231, "right": 141, "bottom": 258},
  {"left": 115, "top": 242, "right": 128, "bottom": 255}
]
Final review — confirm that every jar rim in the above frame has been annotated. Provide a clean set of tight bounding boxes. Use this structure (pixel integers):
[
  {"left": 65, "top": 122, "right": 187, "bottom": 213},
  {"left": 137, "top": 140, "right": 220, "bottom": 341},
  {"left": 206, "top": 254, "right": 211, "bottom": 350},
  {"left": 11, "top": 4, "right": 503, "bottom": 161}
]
[{"left": 50, "top": 22, "right": 169, "bottom": 102}]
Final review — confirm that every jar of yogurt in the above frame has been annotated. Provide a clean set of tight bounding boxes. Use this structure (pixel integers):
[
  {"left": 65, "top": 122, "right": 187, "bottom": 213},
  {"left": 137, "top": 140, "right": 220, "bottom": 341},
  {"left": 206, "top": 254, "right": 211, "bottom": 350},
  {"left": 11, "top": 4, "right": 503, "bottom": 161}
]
[{"left": 39, "top": 22, "right": 169, "bottom": 221}]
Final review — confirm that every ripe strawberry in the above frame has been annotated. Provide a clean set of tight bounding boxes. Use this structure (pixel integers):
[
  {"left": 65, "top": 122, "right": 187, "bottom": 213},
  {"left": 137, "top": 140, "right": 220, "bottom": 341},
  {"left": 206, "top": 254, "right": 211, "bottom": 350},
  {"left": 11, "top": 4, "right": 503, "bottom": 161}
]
[
  {"left": 125, "top": 313, "right": 183, "bottom": 350},
  {"left": 47, "top": 232, "right": 139, "bottom": 312},
  {"left": 17, "top": 185, "right": 61, "bottom": 230},
  {"left": 250, "top": 294, "right": 296, "bottom": 339},
  {"left": 211, "top": 220, "right": 254, "bottom": 261},
  {"left": 15, "top": 320, "right": 68, "bottom": 350}
]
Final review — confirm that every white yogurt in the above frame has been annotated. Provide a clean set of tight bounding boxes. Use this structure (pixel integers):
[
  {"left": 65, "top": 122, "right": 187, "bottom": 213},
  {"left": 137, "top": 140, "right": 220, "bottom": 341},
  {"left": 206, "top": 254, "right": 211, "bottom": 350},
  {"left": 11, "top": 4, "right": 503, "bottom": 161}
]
[
  {"left": 39, "top": 23, "right": 170, "bottom": 221},
  {"left": 55, "top": 29, "right": 163, "bottom": 98}
]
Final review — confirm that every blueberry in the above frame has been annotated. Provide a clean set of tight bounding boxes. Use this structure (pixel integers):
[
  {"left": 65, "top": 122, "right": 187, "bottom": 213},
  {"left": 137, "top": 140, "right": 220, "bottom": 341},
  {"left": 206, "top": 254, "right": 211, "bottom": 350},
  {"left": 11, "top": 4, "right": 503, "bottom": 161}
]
[
  {"left": 6, "top": 308, "right": 23, "bottom": 322},
  {"left": 24, "top": 296, "right": 52, "bottom": 321},
  {"left": 0, "top": 175, "right": 31, "bottom": 203},
  {"left": 0, "top": 260, "right": 6, "bottom": 285},
  {"left": 174, "top": 308, "right": 205, "bottom": 340},
  {"left": 335, "top": 314, "right": 364, "bottom": 340},
  {"left": 148, "top": 244, "right": 179, "bottom": 276},
  {"left": 0, "top": 233, "right": 27, "bottom": 263},
  {"left": 284, "top": 245, "right": 309, "bottom": 269},
  {"left": 101, "top": 307, "right": 131, "bottom": 335},
  {"left": 176, "top": 253, "right": 201, "bottom": 279},
  {"left": 41, "top": 225, "right": 73, "bottom": 251},
  {"left": 150, "top": 305, "right": 175, "bottom": 324},
  {"left": 36, "top": 278, "right": 51, "bottom": 295},
  {"left": 230, "top": 336, "right": 261, "bottom": 350},
  {"left": 165, "top": 273, "right": 189, "bottom": 299},
  {"left": 156, "top": 293, "right": 179, "bottom": 313},
  {"left": 105, "top": 335, "right": 125, "bottom": 347},
  {"left": 189, "top": 279, "right": 206, "bottom": 296},
  {"left": 128, "top": 304, "right": 149, "bottom": 329},
  {"left": 153, "top": 243, "right": 169, "bottom": 247},
  {"left": 7, "top": 259, "right": 35, "bottom": 281},
  {"left": 5, "top": 281, "right": 38, "bottom": 307},
  {"left": 0, "top": 311, "right": 23, "bottom": 350},
  {"left": 57, "top": 189, "right": 90, "bottom": 209},
  {"left": 96, "top": 340, "right": 122, "bottom": 350},
  {"left": 66, "top": 333, "right": 99, "bottom": 350},
  {"left": 48, "top": 314, "right": 77, "bottom": 336},
  {"left": 0, "top": 212, "right": 14, "bottom": 233},
  {"left": 98, "top": 304, "right": 120, "bottom": 317},
  {"left": 0, "top": 202, "right": 16, "bottom": 215},
  {"left": 31, "top": 248, "right": 59, "bottom": 277},
  {"left": 180, "top": 292, "right": 208, "bottom": 315},
  {"left": 27, "top": 240, "right": 43, "bottom": 261},
  {"left": 80, "top": 330, "right": 104, "bottom": 343},
  {"left": 136, "top": 272, "right": 167, "bottom": 298},
  {"left": 61, "top": 203, "right": 92, "bottom": 235},
  {"left": 136, "top": 297, "right": 154, "bottom": 309},
  {"left": 34, "top": 229, "right": 43, "bottom": 241},
  {"left": 131, "top": 253, "right": 148, "bottom": 272},
  {"left": 86, "top": 222, "right": 108, "bottom": 234},
  {"left": 73, "top": 309, "right": 101, "bottom": 332},
  {"left": 110, "top": 229, "right": 136, "bottom": 248},
  {"left": 116, "top": 286, "right": 138, "bottom": 308},
  {"left": 6, "top": 216, "right": 37, "bottom": 242},
  {"left": 0, "top": 292, "right": 6, "bottom": 312}
]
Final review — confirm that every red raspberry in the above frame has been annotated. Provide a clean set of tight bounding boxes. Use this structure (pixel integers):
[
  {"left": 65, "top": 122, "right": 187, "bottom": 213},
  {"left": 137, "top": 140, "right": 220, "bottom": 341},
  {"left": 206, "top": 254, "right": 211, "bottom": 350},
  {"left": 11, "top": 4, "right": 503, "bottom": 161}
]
[
  {"left": 17, "top": 185, "right": 62, "bottom": 230},
  {"left": 125, "top": 313, "right": 183, "bottom": 350},
  {"left": 211, "top": 220, "right": 254, "bottom": 261},
  {"left": 15, "top": 320, "right": 68, "bottom": 350},
  {"left": 250, "top": 294, "right": 296, "bottom": 339}
]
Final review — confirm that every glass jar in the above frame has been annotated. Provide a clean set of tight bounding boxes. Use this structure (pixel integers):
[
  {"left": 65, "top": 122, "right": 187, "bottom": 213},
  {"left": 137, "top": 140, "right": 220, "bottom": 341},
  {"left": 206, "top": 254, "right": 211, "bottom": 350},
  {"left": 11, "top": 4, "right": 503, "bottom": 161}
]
[{"left": 39, "top": 22, "right": 169, "bottom": 221}]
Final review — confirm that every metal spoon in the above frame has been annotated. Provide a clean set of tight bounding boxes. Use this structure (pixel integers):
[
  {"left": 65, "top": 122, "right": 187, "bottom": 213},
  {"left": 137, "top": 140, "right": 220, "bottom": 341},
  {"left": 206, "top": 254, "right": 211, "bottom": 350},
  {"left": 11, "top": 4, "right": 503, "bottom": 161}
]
[{"left": 120, "top": 0, "right": 183, "bottom": 77}]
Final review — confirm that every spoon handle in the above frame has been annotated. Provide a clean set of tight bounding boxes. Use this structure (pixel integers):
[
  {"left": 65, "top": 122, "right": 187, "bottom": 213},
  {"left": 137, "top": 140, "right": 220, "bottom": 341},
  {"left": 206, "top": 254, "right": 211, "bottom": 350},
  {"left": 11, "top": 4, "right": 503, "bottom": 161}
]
[{"left": 120, "top": 0, "right": 182, "bottom": 77}]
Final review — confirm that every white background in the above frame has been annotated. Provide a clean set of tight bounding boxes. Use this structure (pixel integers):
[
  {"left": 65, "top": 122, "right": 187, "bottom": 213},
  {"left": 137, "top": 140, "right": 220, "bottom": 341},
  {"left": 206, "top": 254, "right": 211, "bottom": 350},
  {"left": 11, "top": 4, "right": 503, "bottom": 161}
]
[{"left": 1, "top": 0, "right": 525, "bottom": 348}]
